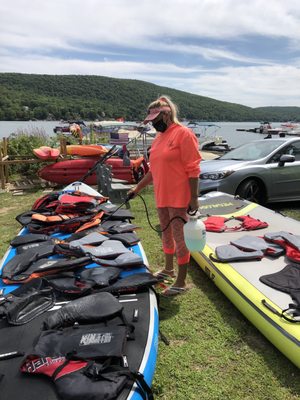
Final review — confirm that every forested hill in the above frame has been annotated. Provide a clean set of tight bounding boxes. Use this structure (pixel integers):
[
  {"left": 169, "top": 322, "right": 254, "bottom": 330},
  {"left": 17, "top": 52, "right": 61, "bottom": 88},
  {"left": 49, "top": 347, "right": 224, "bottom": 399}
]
[{"left": 0, "top": 73, "right": 299, "bottom": 122}]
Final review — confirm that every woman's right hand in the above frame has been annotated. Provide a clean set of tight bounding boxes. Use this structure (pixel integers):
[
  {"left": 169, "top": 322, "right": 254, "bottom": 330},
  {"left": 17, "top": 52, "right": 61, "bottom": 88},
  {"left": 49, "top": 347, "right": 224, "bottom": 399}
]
[{"left": 127, "top": 186, "right": 139, "bottom": 200}]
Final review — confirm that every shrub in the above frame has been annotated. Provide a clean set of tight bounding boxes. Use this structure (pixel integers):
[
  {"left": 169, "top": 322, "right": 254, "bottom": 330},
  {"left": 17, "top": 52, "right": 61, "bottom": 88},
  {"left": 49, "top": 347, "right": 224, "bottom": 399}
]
[{"left": 8, "top": 128, "right": 50, "bottom": 177}]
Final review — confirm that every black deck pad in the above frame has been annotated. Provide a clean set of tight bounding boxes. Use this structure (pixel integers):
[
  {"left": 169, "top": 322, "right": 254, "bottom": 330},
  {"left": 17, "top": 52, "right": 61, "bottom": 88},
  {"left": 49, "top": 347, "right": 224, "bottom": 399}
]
[
  {"left": 0, "top": 291, "right": 151, "bottom": 400},
  {"left": 199, "top": 194, "right": 249, "bottom": 215}
]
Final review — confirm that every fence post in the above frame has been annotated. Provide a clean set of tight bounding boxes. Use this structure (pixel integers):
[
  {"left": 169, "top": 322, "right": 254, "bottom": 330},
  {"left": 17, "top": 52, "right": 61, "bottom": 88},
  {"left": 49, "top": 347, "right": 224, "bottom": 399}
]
[
  {"left": 0, "top": 138, "right": 5, "bottom": 189},
  {"left": 3, "top": 137, "right": 8, "bottom": 183},
  {"left": 60, "top": 137, "right": 67, "bottom": 156}
]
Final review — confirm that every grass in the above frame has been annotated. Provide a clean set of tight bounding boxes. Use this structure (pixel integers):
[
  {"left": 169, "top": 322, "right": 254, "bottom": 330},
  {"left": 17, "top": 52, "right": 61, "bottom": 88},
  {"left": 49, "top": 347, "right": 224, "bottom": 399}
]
[{"left": 1, "top": 188, "right": 300, "bottom": 399}]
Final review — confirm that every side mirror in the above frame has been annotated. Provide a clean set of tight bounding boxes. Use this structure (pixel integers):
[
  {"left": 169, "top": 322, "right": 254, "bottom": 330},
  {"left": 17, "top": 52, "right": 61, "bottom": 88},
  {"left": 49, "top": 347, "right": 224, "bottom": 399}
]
[{"left": 278, "top": 154, "right": 295, "bottom": 167}]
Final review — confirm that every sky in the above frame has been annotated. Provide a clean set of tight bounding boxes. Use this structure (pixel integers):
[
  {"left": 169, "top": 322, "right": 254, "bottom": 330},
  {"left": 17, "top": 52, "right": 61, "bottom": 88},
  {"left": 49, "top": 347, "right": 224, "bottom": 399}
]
[{"left": 1, "top": 0, "right": 300, "bottom": 108}]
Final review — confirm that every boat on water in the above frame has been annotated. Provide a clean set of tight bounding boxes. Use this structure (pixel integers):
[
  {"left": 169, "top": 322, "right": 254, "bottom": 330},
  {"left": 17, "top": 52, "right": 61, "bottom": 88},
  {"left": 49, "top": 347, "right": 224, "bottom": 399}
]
[
  {"left": 193, "top": 191, "right": 300, "bottom": 368},
  {"left": 0, "top": 181, "right": 159, "bottom": 400},
  {"left": 187, "top": 121, "right": 231, "bottom": 153},
  {"left": 237, "top": 122, "right": 300, "bottom": 137},
  {"left": 53, "top": 120, "right": 90, "bottom": 136},
  {"left": 236, "top": 121, "right": 272, "bottom": 134},
  {"left": 280, "top": 122, "right": 300, "bottom": 136}
]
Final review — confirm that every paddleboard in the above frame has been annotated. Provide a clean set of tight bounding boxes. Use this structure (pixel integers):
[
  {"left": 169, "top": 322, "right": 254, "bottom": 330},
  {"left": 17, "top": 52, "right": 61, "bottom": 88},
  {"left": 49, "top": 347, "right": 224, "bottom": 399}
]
[
  {"left": 0, "top": 182, "right": 159, "bottom": 400},
  {"left": 38, "top": 157, "right": 146, "bottom": 184},
  {"left": 193, "top": 191, "right": 300, "bottom": 368}
]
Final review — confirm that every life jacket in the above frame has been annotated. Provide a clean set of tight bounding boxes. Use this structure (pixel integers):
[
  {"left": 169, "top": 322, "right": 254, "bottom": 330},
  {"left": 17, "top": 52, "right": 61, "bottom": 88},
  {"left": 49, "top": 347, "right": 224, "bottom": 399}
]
[
  {"left": 1, "top": 255, "right": 92, "bottom": 284},
  {"left": 210, "top": 234, "right": 284, "bottom": 263},
  {"left": 32, "top": 191, "right": 107, "bottom": 212},
  {"left": 0, "top": 278, "right": 55, "bottom": 325},
  {"left": 17, "top": 210, "right": 105, "bottom": 235},
  {"left": 20, "top": 292, "right": 154, "bottom": 399},
  {"left": 264, "top": 231, "right": 300, "bottom": 263},
  {"left": 23, "top": 191, "right": 109, "bottom": 235},
  {"left": 204, "top": 215, "right": 268, "bottom": 232},
  {"left": 210, "top": 244, "right": 264, "bottom": 263},
  {"left": 260, "top": 264, "right": 300, "bottom": 322},
  {"left": 230, "top": 235, "right": 285, "bottom": 258}
]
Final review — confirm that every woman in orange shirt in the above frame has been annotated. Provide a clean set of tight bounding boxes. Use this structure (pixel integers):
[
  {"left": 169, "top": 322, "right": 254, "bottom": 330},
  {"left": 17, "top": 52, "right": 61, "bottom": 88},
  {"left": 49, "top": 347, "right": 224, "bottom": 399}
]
[{"left": 130, "top": 96, "right": 201, "bottom": 296}]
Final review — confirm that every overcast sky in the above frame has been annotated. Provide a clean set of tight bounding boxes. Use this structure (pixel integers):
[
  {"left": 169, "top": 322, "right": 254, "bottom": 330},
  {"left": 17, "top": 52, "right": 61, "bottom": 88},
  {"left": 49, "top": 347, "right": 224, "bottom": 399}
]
[{"left": 1, "top": 0, "right": 300, "bottom": 108}]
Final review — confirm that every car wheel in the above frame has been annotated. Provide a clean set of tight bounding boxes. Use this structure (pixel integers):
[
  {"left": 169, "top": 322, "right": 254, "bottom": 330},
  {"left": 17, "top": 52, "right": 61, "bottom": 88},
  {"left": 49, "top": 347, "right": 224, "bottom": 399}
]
[{"left": 236, "top": 179, "right": 266, "bottom": 204}]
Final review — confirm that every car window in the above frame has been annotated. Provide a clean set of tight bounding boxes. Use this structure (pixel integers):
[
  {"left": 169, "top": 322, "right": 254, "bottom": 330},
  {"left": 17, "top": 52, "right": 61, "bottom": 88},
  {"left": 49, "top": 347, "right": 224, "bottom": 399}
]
[
  {"left": 287, "top": 142, "right": 300, "bottom": 161},
  {"left": 220, "top": 140, "right": 286, "bottom": 161},
  {"left": 268, "top": 141, "right": 300, "bottom": 163}
]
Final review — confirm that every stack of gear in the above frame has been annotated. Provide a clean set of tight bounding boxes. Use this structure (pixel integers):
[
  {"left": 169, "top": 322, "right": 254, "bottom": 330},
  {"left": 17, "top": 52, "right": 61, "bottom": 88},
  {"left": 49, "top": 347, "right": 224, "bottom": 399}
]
[
  {"left": 206, "top": 225, "right": 300, "bottom": 322},
  {"left": 14, "top": 191, "right": 127, "bottom": 235},
  {"left": 258, "top": 231, "right": 300, "bottom": 321},
  {"left": 211, "top": 230, "right": 300, "bottom": 264},
  {"left": 0, "top": 269, "right": 158, "bottom": 326},
  {"left": 20, "top": 293, "right": 154, "bottom": 399},
  {"left": 211, "top": 235, "right": 284, "bottom": 263},
  {"left": 0, "top": 189, "right": 157, "bottom": 314},
  {"left": 0, "top": 188, "right": 158, "bottom": 400}
]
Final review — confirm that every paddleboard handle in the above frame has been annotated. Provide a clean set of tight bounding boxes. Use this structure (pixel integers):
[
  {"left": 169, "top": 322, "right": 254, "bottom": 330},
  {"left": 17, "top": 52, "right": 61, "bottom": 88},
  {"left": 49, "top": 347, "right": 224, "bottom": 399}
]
[{"left": 261, "top": 299, "right": 282, "bottom": 317}]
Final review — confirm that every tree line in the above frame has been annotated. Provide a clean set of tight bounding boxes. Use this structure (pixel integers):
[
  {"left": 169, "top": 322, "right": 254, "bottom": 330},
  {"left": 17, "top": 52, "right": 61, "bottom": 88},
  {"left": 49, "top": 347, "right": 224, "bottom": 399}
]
[{"left": 0, "top": 73, "right": 300, "bottom": 122}]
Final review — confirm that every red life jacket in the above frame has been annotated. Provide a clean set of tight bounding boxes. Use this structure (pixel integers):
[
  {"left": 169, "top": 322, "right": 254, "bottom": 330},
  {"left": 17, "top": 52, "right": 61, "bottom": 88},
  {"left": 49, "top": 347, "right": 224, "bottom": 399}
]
[{"left": 204, "top": 215, "right": 268, "bottom": 232}]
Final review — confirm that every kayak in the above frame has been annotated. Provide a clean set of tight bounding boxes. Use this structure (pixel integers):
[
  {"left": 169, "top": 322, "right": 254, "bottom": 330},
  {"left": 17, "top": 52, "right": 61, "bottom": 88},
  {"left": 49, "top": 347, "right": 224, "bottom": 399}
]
[
  {"left": 66, "top": 144, "right": 108, "bottom": 157},
  {"left": 38, "top": 157, "right": 147, "bottom": 184},
  {"left": 33, "top": 146, "right": 60, "bottom": 160},
  {"left": 193, "top": 191, "right": 300, "bottom": 368},
  {"left": 0, "top": 181, "right": 159, "bottom": 400}
]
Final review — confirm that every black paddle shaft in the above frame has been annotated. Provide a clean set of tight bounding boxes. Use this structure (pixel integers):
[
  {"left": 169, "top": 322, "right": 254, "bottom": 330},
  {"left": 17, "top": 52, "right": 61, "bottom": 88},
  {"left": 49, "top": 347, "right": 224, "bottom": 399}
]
[{"left": 80, "top": 145, "right": 118, "bottom": 183}]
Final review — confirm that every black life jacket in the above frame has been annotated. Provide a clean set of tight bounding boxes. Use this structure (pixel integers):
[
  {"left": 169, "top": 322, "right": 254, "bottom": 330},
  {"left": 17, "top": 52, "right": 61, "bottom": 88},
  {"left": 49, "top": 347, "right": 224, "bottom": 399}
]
[
  {"left": 20, "top": 292, "right": 153, "bottom": 399},
  {"left": 0, "top": 278, "right": 55, "bottom": 325},
  {"left": 260, "top": 264, "right": 300, "bottom": 322}
]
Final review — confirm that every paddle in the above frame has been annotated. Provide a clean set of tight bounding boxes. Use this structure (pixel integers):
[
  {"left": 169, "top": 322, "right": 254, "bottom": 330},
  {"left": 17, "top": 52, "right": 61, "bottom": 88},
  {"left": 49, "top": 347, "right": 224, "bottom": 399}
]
[{"left": 79, "top": 145, "right": 118, "bottom": 183}]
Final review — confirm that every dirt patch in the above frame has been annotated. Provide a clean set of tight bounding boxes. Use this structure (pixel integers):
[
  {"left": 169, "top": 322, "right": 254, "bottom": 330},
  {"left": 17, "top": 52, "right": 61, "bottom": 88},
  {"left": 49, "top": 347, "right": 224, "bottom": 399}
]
[{"left": 0, "top": 207, "right": 16, "bottom": 215}]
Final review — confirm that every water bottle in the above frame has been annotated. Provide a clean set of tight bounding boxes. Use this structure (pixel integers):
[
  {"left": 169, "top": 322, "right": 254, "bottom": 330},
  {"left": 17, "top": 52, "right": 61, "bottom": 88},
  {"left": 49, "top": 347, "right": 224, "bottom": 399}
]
[{"left": 183, "top": 211, "right": 206, "bottom": 252}]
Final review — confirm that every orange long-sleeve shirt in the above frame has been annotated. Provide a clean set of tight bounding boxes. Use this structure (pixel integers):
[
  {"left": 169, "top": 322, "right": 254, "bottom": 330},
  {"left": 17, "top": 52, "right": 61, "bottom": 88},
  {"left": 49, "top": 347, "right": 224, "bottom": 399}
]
[{"left": 149, "top": 123, "right": 201, "bottom": 207}]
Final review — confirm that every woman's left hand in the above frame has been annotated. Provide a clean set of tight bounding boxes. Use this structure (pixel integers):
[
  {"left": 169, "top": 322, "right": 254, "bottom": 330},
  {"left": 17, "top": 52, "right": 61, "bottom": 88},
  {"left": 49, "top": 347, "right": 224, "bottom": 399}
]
[{"left": 188, "top": 197, "right": 199, "bottom": 213}]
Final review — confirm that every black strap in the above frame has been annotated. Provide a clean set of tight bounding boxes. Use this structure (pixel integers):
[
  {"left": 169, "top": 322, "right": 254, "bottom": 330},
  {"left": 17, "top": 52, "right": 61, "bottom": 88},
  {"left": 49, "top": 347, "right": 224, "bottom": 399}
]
[
  {"left": 51, "top": 359, "right": 72, "bottom": 380},
  {"left": 282, "top": 305, "right": 300, "bottom": 323},
  {"left": 131, "top": 371, "right": 154, "bottom": 400},
  {"left": 262, "top": 299, "right": 300, "bottom": 323},
  {"left": 159, "top": 329, "right": 170, "bottom": 345},
  {"left": 209, "top": 253, "right": 226, "bottom": 263}
]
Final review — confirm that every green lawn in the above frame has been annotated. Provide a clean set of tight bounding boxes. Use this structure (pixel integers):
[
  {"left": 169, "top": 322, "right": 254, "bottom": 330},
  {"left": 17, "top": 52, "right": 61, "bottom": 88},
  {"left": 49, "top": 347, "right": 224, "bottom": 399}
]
[{"left": 1, "top": 188, "right": 300, "bottom": 399}]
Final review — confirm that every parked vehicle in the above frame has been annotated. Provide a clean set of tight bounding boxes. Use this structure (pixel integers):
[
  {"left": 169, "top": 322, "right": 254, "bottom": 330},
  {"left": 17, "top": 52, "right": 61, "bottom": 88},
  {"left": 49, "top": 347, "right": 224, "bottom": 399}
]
[{"left": 199, "top": 137, "right": 300, "bottom": 204}]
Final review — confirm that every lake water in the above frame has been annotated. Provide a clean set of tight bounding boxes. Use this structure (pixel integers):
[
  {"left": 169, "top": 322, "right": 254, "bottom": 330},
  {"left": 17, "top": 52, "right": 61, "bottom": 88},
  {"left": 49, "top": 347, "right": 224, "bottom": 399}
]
[{"left": 0, "top": 120, "right": 284, "bottom": 148}]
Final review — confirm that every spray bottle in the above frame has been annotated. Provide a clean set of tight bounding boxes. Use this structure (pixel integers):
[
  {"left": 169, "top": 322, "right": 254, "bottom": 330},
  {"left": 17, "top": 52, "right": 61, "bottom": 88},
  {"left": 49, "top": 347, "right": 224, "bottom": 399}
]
[{"left": 183, "top": 210, "right": 206, "bottom": 252}]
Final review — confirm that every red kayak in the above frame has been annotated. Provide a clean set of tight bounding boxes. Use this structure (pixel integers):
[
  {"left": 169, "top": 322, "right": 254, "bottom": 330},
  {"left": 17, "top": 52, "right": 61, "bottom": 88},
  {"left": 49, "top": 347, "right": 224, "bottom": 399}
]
[{"left": 38, "top": 157, "right": 147, "bottom": 185}]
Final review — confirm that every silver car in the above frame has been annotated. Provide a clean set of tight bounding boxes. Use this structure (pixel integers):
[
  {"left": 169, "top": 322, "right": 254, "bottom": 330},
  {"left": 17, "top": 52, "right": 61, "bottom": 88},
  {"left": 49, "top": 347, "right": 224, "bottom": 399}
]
[{"left": 199, "top": 137, "right": 300, "bottom": 204}]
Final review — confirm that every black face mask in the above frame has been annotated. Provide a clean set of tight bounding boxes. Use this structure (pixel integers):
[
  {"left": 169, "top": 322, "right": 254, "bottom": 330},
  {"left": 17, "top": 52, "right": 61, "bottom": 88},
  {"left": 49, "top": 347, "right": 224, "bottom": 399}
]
[{"left": 152, "top": 119, "right": 168, "bottom": 132}]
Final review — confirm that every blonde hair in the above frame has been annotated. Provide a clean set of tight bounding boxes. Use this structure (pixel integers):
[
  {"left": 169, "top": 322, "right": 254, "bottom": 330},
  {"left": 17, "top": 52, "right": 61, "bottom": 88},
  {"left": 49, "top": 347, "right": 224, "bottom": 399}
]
[{"left": 148, "top": 95, "right": 182, "bottom": 125}]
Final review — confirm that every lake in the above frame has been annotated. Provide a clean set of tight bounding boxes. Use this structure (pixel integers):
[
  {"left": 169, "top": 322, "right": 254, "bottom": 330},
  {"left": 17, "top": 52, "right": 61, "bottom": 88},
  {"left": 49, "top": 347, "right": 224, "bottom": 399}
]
[{"left": 0, "top": 120, "right": 284, "bottom": 148}]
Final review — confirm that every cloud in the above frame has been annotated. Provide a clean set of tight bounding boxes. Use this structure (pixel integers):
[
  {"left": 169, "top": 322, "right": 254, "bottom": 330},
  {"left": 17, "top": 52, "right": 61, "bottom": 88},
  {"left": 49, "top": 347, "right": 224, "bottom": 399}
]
[{"left": 1, "top": 0, "right": 300, "bottom": 107}]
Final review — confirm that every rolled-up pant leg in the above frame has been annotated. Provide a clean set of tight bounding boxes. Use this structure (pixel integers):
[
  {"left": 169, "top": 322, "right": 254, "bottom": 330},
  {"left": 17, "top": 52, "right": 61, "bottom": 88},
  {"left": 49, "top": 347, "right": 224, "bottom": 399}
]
[{"left": 157, "top": 207, "right": 190, "bottom": 265}]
